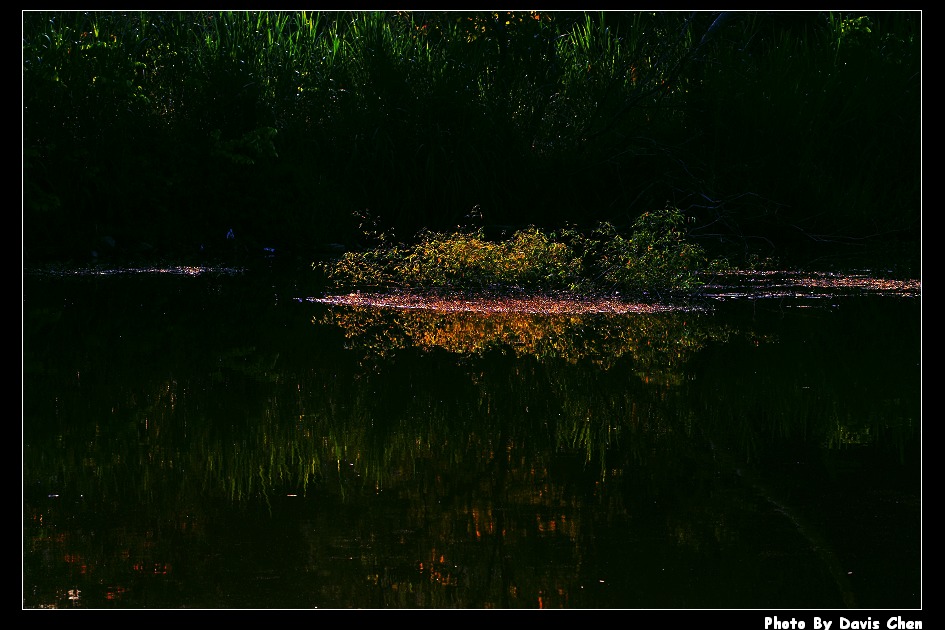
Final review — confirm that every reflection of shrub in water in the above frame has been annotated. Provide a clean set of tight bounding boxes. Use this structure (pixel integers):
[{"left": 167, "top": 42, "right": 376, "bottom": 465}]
[{"left": 316, "top": 305, "right": 741, "bottom": 377}]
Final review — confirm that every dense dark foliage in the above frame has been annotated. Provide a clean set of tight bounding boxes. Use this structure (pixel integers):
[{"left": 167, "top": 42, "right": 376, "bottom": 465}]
[{"left": 22, "top": 11, "right": 920, "bottom": 272}]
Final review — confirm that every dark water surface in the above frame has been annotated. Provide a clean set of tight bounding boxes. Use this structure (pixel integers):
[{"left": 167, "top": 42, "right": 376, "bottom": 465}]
[{"left": 22, "top": 264, "right": 921, "bottom": 610}]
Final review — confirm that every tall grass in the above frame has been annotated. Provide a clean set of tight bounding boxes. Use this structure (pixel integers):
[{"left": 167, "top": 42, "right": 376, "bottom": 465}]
[{"left": 22, "top": 11, "right": 920, "bottom": 267}]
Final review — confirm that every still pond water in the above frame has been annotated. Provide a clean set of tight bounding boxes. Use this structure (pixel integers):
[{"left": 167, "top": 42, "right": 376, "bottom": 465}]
[{"left": 22, "top": 263, "right": 921, "bottom": 610}]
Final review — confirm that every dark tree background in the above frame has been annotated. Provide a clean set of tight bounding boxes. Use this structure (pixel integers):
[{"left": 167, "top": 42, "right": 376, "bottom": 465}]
[{"left": 22, "top": 11, "right": 920, "bottom": 273}]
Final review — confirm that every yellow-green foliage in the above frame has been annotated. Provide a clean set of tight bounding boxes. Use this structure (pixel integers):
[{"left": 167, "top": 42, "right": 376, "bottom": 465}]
[
  {"left": 319, "top": 205, "right": 724, "bottom": 296},
  {"left": 394, "top": 227, "right": 583, "bottom": 289}
]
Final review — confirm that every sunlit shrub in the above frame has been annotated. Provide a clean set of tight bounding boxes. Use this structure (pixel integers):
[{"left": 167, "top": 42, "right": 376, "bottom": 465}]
[{"left": 318, "top": 205, "right": 726, "bottom": 297}]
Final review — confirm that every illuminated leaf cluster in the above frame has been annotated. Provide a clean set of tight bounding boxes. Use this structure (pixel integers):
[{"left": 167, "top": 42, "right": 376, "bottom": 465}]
[{"left": 320, "top": 204, "right": 726, "bottom": 297}]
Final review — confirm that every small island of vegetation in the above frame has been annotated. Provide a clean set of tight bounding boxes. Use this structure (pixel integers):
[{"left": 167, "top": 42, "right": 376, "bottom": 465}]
[{"left": 318, "top": 204, "right": 730, "bottom": 300}]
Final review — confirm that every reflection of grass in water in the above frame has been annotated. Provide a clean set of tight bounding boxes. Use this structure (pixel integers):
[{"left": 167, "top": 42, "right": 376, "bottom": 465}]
[
  {"left": 180, "top": 343, "right": 696, "bottom": 499},
  {"left": 27, "top": 321, "right": 913, "bottom": 510},
  {"left": 297, "top": 304, "right": 761, "bottom": 488},
  {"left": 24, "top": 304, "right": 918, "bottom": 609},
  {"left": 25, "top": 297, "right": 915, "bottom": 508}
]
